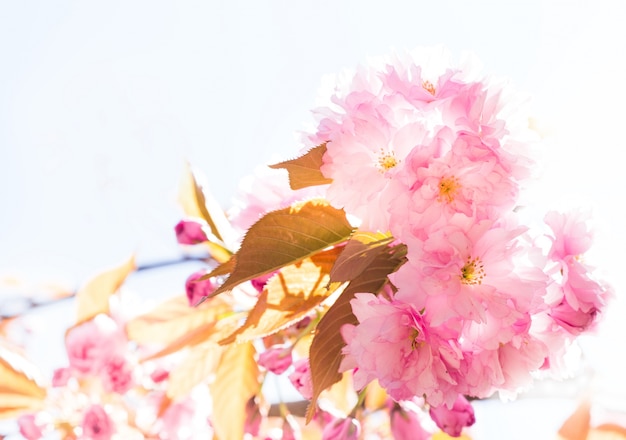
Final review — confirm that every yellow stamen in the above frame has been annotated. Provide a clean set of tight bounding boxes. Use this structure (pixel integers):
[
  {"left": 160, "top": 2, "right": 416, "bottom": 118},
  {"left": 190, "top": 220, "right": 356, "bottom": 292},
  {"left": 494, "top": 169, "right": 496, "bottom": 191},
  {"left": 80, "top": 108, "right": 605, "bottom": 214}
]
[
  {"left": 460, "top": 256, "right": 486, "bottom": 285},
  {"left": 438, "top": 176, "right": 460, "bottom": 203},
  {"left": 377, "top": 149, "right": 398, "bottom": 172},
  {"left": 422, "top": 80, "right": 436, "bottom": 96}
]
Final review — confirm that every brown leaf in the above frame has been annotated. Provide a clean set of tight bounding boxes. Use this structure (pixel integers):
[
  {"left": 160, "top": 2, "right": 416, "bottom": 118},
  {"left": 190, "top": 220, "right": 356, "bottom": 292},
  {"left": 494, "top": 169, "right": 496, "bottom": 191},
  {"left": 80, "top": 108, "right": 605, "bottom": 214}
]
[
  {"left": 210, "top": 199, "right": 353, "bottom": 298},
  {"left": 0, "top": 345, "right": 46, "bottom": 419},
  {"left": 126, "top": 295, "right": 231, "bottom": 346},
  {"left": 306, "top": 244, "right": 407, "bottom": 422},
  {"left": 209, "top": 342, "right": 259, "bottom": 440},
  {"left": 329, "top": 231, "right": 394, "bottom": 283},
  {"left": 75, "top": 255, "right": 135, "bottom": 324},
  {"left": 220, "top": 247, "right": 343, "bottom": 345},
  {"left": 269, "top": 143, "right": 333, "bottom": 190},
  {"left": 179, "top": 162, "right": 234, "bottom": 245}
]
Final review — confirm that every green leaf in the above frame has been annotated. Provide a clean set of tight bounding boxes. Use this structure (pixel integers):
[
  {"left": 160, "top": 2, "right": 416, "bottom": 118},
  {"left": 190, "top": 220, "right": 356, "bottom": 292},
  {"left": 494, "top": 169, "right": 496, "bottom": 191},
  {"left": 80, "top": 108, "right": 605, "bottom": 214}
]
[
  {"left": 306, "top": 243, "right": 407, "bottom": 422},
  {"left": 210, "top": 342, "right": 259, "bottom": 440},
  {"left": 209, "top": 199, "right": 354, "bottom": 298},
  {"left": 269, "top": 143, "right": 333, "bottom": 190},
  {"left": 220, "top": 247, "right": 342, "bottom": 345}
]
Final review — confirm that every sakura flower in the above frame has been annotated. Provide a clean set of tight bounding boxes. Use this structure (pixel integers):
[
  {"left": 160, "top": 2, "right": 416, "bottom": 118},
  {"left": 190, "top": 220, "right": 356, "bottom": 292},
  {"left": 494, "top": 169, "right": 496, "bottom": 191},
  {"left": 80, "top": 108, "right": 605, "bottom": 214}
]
[
  {"left": 17, "top": 414, "right": 44, "bottom": 440},
  {"left": 81, "top": 404, "right": 115, "bottom": 440},
  {"left": 429, "top": 394, "right": 475, "bottom": 437},
  {"left": 51, "top": 366, "right": 72, "bottom": 387},
  {"left": 288, "top": 358, "right": 313, "bottom": 400},
  {"left": 544, "top": 210, "right": 594, "bottom": 261},
  {"left": 390, "top": 404, "right": 431, "bottom": 440},
  {"left": 321, "top": 417, "right": 360, "bottom": 440},
  {"left": 65, "top": 314, "right": 126, "bottom": 375},
  {"left": 100, "top": 355, "right": 134, "bottom": 394},
  {"left": 340, "top": 293, "right": 463, "bottom": 406},
  {"left": 258, "top": 345, "right": 293, "bottom": 375},
  {"left": 175, "top": 219, "right": 209, "bottom": 245}
]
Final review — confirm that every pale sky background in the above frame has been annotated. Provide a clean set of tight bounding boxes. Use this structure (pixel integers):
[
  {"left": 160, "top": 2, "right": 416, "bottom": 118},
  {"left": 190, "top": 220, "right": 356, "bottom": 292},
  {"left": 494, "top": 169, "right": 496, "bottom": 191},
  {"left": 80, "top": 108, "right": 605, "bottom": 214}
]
[{"left": 1, "top": 1, "right": 626, "bottom": 438}]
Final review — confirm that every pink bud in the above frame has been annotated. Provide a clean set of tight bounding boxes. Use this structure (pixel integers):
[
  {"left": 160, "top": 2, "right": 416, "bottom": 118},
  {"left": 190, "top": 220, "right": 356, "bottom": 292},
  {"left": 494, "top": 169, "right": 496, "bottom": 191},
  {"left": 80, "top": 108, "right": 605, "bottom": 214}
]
[
  {"left": 51, "top": 367, "right": 72, "bottom": 387},
  {"left": 258, "top": 345, "right": 293, "bottom": 375},
  {"left": 321, "top": 417, "right": 360, "bottom": 440},
  {"left": 17, "top": 414, "right": 44, "bottom": 440},
  {"left": 390, "top": 405, "right": 431, "bottom": 440},
  {"left": 175, "top": 219, "right": 209, "bottom": 245},
  {"left": 288, "top": 359, "right": 313, "bottom": 400},
  {"left": 429, "top": 395, "right": 475, "bottom": 437},
  {"left": 82, "top": 404, "right": 115, "bottom": 440},
  {"left": 185, "top": 271, "right": 219, "bottom": 306},
  {"left": 150, "top": 367, "right": 170, "bottom": 383}
]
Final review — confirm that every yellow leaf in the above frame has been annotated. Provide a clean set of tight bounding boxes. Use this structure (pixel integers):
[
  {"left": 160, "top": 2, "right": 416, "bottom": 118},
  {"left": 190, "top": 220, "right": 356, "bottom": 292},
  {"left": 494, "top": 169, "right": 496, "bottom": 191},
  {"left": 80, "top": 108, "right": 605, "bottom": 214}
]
[
  {"left": 432, "top": 431, "right": 472, "bottom": 440},
  {"left": 0, "top": 345, "right": 46, "bottom": 419},
  {"left": 179, "top": 162, "right": 235, "bottom": 246},
  {"left": 364, "top": 379, "right": 388, "bottom": 411},
  {"left": 75, "top": 255, "right": 135, "bottom": 324},
  {"left": 319, "top": 371, "right": 357, "bottom": 416},
  {"left": 210, "top": 199, "right": 353, "bottom": 298},
  {"left": 269, "top": 143, "right": 333, "bottom": 190},
  {"left": 126, "top": 295, "right": 231, "bottom": 346},
  {"left": 220, "top": 247, "right": 342, "bottom": 345},
  {"left": 210, "top": 342, "right": 259, "bottom": 440}
]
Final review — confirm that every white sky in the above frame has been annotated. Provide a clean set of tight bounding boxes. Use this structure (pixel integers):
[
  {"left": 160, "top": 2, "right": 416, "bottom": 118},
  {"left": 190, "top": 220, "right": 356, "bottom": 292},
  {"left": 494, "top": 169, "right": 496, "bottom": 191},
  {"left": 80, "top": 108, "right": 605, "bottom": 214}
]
[{"left": 1, "top": 1, "right": 626, "bottom": 437}]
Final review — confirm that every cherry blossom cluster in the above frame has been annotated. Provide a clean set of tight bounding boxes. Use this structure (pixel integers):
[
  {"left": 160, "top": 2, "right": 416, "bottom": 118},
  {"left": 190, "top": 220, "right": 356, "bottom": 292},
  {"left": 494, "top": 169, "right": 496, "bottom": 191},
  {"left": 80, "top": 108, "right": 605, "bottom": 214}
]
[{"left": 304, "top": 48, "right": 610, "bottom": 415}]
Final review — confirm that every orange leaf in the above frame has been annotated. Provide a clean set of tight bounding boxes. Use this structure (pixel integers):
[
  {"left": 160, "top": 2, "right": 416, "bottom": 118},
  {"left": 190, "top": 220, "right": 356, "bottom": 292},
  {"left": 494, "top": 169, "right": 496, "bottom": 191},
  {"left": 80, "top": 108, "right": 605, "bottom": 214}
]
[
  {"left": 209, "top": 342, "right": 259, "bottom": 440},
  {"left": 126, "top": 295, "right": 231, "bottom": 347},
  {"left": 75, "top": 255, "right": 135, "bottom": 324},
  {"left": 306, "top": 244, "right": 407, "bottom": 422},
  {"left": 0, "top": 345, "right": 46, "bottom": 419},
  {"left": 210, "top": 199, "right": 353, "bottom": 298},
  {"left": 220, "top": 247, "right": 342, "bottom": 345},
  {"left": 558, "top": 399, "right": 591, "bottom": 440},
  {"left": 329, "top": 231, "right": 394, "bottom": 283},
  {"left": 269, "top": 143, "right": 333, "bottom": 190}
]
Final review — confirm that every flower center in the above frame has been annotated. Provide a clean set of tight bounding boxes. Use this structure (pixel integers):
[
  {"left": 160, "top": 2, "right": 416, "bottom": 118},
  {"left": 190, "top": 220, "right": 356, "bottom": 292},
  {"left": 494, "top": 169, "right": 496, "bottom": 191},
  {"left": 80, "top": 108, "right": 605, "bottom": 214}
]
[
  {"left": 460, "top": 256, "right": 485, "bottom": 285},
  {"left": 438, "top": 176, "right": 460, "bottom": 203},
  {"left": 422, "top": 80, "right": 436, "bottom": 96},
  {"left": 377, "top": 149, "right": 399, "bottom": 172}
]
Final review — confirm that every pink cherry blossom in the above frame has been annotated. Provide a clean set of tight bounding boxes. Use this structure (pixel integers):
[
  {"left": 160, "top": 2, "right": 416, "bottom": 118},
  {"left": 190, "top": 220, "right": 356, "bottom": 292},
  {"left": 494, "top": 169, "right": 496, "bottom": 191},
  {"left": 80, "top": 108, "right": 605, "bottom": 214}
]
[
  {"left": 100, "top": 355, "right": 134, "bottom": 394},
  {"left": 51, "top": 366, "right": 72, "bottom": 387},
  {"left": 340, "top": 293, "right": 463, "bottom": 406},
  {"left": 258, "top": 345, "right": 293, "bottom": 375},
  {"left": 17, "top": 414, "right": 44, "bottom": 440},
  {"left": 175, "top": 219, "right": 209, "bottom": 245},
  {"left": 321, "top": 417, "right": 360, "bottom": 440},
  {"left": 390, "top": 405, "right": 431, "bottom": 440},
  {"left": 65, "top": 314, "right": 126, "bottom": 375},
  {"left": 288, "top": 358, "right": 313, "bottom": 400},
  {"left": 429, "top": 394, "right": 475, "bottom": 437},
  {"left": 81, "top": 404, "right": 115, "bottom": 440}
]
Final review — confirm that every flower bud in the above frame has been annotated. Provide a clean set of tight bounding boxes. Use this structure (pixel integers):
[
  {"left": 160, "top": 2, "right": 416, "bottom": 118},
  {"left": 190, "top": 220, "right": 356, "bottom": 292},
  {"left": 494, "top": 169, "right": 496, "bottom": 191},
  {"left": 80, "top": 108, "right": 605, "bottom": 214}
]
[
  {"left": 390, "top": 405, "right": 431, "bottom": 440},
  {"left": 258, "top": 345, "right": 293, "bottom": 375},
  {"left": 175, "top": 219, "right": 209, "bottom": 245},
  {"left": 288, "top": 359, "right": 313, "bottom": 400},
  {"left": 429, "top": 395, "right": 475, "bottom": 437},
  {"left": 185, "top": 271, "right": 219, "bottom": 306},
  {"left": 17, "top": 414, "right": 44, "bottom": 440}
]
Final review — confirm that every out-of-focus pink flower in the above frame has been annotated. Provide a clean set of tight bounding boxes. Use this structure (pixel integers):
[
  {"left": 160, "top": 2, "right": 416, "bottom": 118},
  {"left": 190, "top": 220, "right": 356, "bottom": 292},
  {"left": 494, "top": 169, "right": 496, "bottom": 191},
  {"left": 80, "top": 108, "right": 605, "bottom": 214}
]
[
  {"left": 250, "top": 271, "right": 276, "bottom": 293},
  {"left": 157, "top": 397, "right": 195, "bottom": 440},
  {"left": 51, "top": 367, "right": 72, "bottom": 387},
  {"left": 175, "top": 219, "right": 209, "bottom": 245},
  {"left": 390, "top": 405, "right": 431, "bottom": 440},
  {"left": 82, "top": 404, "right": 115, "bottom": 440},
  {"left": 281, "top": 414, "right": 301, "bottom": 440},
  {"left": 288, "top": 359, "right": 313, "bottom": 400},
  {"left": 258, "top": 345, "right": 293, "bottom": 375},
  {"left": 101, "top": 355, "right": 134, "bottom": 394},
  {"left": 429, "top": 394, "right": 475, "bottom": 437},
  {"left": 321, "top": 417, "right": 360, "bottom": 440},
  {"left": 150, "top": 367, "right": 169, "bottom": 383},
  {"left": 185, "top": 271, "right": 219, "bottom": 306},
  {"left": 549, "top": 300, "right": 597, "bottom": 334},
  {"left": 17, "top": 414, "right": 44, "bottom": 440},
  {"left": 65, "top": 315, "right": 126, "bottom": 375}
]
